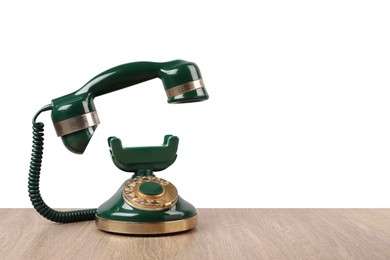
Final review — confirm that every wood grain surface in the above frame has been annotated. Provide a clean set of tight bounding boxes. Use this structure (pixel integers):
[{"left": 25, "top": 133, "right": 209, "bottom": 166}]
[{"left": 1, "top": 209, "right": 390, "bottom": 259}]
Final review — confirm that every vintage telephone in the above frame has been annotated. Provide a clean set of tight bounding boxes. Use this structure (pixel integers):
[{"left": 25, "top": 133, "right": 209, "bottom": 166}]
[{"left": 28, "top": 60, "right": 209, "bottom": 234}]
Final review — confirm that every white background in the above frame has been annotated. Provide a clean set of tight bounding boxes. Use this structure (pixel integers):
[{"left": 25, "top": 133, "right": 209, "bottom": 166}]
[{"left": 1, "top": 1, "right": 389, "bottom": 208}]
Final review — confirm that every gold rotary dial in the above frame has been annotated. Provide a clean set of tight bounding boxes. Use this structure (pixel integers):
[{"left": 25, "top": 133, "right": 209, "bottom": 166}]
[{"left": 123, "top": 176, "right": 178, "bottom": 211}]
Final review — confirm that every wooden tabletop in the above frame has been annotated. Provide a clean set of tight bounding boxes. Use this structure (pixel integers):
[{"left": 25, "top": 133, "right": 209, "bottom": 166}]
[{"left": 1, "top": 209, "right": 390, "bottom": 259}]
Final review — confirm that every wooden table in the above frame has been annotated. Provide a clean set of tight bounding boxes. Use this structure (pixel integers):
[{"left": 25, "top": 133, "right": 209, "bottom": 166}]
[{"left": 1, "top": 209, "right": 390, "bottom": 259}]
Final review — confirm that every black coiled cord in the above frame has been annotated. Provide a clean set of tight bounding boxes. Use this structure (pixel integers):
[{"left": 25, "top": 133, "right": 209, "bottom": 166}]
[{"left": 28, "top": 105, "right": 97, "bottom": 223}]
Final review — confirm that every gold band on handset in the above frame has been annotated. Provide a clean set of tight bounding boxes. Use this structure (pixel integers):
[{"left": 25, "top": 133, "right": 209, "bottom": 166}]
[{"left": 53, "top": 111, "right": 100, "bottom": 137}]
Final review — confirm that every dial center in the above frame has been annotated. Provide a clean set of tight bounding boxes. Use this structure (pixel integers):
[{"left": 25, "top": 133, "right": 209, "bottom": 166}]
[{"left": 139, "top": 181, "right": 164, "bottom": 196}]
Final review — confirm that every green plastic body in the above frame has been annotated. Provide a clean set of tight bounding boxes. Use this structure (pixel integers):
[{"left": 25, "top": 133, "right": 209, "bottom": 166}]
[
  {"left": 51, "top": 60, "right": 208, "bottom": 154},
  {"left": 96, "top": 179, "right": 197, "bottom": 222},
  {"left": 99, "top": 133, "right": 197, "bottom": 224}
]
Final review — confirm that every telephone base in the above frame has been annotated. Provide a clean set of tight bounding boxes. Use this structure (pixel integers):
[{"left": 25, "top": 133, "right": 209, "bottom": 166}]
[{"left": 95, "top": 179, "right": 198, "bottom": 235}]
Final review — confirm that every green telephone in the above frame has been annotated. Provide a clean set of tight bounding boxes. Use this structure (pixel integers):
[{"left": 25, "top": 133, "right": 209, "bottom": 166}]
[{"left": 28, "top": 60, "right": 209, "bottom": 234}]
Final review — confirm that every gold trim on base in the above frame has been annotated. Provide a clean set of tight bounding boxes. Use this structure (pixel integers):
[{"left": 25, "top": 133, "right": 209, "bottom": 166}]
[{"left": 95, "top": 215, "right": 198, "bottom": 235}]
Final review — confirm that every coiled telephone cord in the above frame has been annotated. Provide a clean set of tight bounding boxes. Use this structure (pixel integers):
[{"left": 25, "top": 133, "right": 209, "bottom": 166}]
[{"left": 28, "top": 105, "right": 97, "bottom": 223}]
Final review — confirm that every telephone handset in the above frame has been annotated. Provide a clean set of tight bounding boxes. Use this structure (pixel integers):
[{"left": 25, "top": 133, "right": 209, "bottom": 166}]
[{"left": 28, "top": 60, "right": 209, "bottom": 234}]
